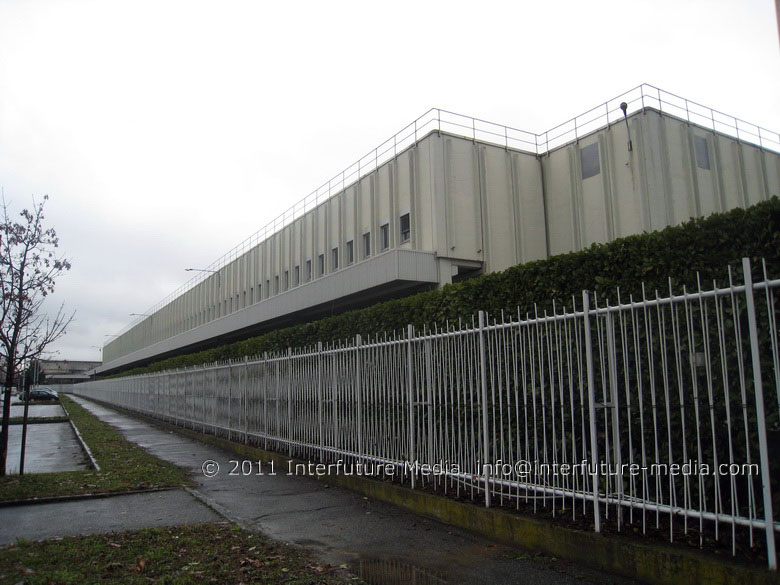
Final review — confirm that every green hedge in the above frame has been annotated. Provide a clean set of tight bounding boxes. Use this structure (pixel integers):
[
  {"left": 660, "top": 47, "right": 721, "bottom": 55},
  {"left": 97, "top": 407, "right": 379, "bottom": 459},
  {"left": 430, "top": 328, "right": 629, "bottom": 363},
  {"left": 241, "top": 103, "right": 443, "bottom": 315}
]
[{"left": 111, "top": 197, "right": 780, "bottom": 377}]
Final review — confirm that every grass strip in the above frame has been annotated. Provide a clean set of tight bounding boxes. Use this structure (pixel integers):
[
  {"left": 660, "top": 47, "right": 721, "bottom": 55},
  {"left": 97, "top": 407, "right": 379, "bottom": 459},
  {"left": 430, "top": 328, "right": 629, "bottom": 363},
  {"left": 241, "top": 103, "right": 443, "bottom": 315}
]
[
  {"left": 0, "top": 396, "right": 190, "bottom": 501},
  {"left": 0, "top": 522, "right": 360, "bottom": 584}
]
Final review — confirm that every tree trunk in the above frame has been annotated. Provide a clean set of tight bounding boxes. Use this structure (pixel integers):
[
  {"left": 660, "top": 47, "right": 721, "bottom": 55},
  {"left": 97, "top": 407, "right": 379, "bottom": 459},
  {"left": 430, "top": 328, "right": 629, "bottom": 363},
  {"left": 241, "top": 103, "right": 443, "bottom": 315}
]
[{"left": 0, "top": 355, "right": 16, "bottom": 476}]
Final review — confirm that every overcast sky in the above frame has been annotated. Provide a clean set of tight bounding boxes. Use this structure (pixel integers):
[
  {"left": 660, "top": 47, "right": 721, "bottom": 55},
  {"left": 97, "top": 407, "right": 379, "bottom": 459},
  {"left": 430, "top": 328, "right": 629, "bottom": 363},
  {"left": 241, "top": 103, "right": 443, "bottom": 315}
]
[{"left": 1, "top": 0, "right": 778, "bottom": 363}]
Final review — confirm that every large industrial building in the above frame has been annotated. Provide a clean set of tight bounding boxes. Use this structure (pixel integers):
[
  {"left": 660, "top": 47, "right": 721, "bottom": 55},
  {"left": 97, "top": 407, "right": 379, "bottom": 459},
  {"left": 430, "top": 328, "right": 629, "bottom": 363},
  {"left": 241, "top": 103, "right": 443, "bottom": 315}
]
[{"left": 99, "top": 84, "right": 780, "bottom": 375}]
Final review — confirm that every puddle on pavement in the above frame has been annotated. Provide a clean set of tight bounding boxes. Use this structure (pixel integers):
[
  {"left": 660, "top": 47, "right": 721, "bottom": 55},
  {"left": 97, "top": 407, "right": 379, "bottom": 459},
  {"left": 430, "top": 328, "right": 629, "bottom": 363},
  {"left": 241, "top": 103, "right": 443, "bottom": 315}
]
[{"left": 351, "top": 558, "right": 448, "bottom": 585}]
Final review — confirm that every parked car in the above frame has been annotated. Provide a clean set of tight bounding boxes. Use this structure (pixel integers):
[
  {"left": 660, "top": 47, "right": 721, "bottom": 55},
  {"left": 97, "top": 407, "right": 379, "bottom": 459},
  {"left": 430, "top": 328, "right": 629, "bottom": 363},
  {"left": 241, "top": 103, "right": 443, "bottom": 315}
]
[{"left": 26, "top": 387, "right": 59, "bottom": 401}]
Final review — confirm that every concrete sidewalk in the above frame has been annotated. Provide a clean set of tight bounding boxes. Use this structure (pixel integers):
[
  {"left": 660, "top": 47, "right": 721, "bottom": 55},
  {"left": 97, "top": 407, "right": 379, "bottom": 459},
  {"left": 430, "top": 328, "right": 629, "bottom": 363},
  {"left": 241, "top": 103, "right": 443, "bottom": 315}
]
[
  {"left": 54, "top": 396, "right": 638, "bottom": 585},
  {"left": 1, "top": 489, "right": 220, "bottom": 544},
  {"left": 5, "top": 402, "right": 89, "bottom": 475}
]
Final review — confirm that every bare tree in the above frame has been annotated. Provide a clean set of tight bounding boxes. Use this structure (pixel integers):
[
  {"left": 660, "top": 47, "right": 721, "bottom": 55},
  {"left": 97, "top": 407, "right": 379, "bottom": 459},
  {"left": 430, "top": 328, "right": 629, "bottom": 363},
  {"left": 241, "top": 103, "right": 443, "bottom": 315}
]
[{"left": 0, "top": 195, "right": 73, "bottom": 475}]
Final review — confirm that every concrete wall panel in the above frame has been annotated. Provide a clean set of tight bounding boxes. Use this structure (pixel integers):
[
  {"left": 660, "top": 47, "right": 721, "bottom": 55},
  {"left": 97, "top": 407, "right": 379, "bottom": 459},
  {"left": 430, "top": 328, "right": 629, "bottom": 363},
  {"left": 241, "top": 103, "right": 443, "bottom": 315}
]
[
  {"left": 102, "top": 110, "right": 780, "bottom": 368},
  {"left": 444, "top": 137, "right": 482, "bottom": 261}
]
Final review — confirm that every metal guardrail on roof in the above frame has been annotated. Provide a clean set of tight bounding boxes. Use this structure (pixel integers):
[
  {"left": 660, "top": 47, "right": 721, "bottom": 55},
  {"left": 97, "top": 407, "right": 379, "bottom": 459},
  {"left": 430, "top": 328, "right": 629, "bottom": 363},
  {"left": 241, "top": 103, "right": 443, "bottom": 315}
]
[{"left": 109, "top": 83, "right": 780, "bottom": 343}]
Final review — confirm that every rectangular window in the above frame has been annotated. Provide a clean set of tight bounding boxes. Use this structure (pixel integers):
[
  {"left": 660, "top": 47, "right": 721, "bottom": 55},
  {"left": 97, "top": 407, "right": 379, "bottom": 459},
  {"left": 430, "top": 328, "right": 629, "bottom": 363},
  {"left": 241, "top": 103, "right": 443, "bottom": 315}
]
[
  {"left": 318, "top": 254, "right": 325, "bottom": 276},
  {"left": 380, "top": 223, "right": 390, "bottom": 250},
  {"left": 580, "top": 143, "right": 600, "bottom": 180},
  {"left": 400, "top": 213, "right": 410, "bottom": 242},
  {"left": 294, "top": 265, "right": 300, "bottom": 286},
  {"left": 306, "top": 259, "right": 312, "bottom": 282},
  {"left": 332, "top": 247, "right": 339, "bottom": 270},
  {"left": 249, "top": 287, "right": 253, "bottom": 304},
  {"left": 346, "top": 240, "right": 354, "bottom": 265},
  {"left": 242, "top": 291, "right": 246, "bottom": 308},
  {"left": 274, "top": 275, "right": 279, "bottom": 294},
  {"left": 694, "top": 135, "right": 710, "bottom": 170},
  {"left": 283, "top": 270, "right": 289, "bottom": 290},
  {"left": 363, "top": 232, "right": 371, "bottom": 259},
  {"left": 265, "top": 280, "right": 270, "bottom": 298}
]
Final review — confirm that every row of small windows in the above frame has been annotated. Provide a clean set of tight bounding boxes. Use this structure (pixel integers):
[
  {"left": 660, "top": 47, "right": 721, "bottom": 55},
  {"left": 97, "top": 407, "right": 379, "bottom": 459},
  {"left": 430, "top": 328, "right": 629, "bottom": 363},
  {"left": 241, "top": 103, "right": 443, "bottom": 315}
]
[
  {"left": 188, "top": 213, "right": 413, "bottom": 322},
  {"left": 165, "top": 214, "right": 413, "bottom": 330},
  {"left": 579, "top": 135, "right": 711, "bottom": 180}
]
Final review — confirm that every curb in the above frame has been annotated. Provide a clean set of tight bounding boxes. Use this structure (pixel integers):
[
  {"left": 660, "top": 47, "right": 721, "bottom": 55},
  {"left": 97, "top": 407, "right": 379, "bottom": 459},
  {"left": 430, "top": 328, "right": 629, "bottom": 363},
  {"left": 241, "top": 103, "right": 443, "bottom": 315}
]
[
  {"left": 8, "top": 417, "right": 69, "bottom": 425},
  {"left": 0, "top": 486, "right": 179, "bottom": 508},
  {"left": 60, "top": 398, "right": 100, "bottom": 471},
  {"left": 75, "top": 397, "right": 780, "bottom": 585}
]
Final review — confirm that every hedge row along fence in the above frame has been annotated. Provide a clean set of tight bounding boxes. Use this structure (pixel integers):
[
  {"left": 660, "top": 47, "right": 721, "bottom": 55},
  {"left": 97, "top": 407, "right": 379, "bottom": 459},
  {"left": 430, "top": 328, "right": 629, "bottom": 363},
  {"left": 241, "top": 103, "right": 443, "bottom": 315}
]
[{"left": 110, "top": 197, "right": 780, "bottom": 379}]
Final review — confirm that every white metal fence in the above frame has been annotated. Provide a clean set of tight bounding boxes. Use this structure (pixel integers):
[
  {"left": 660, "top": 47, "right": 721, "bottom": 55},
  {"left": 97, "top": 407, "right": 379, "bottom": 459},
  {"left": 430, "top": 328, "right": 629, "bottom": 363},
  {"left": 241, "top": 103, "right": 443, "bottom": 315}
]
[{"left": 74, "top": 258, "right": 780, "bottom": 568}]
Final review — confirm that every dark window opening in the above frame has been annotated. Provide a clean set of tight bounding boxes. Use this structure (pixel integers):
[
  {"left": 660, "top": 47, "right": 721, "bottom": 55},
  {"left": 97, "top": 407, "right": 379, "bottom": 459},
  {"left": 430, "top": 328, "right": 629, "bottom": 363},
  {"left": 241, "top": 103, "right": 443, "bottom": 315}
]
[
  {"left": 400, "top": 213, "right": 411, "bottom": 242},
  {"left": 694, "top": 135, "right": 711, "bottom": 170},
  {"left": 580, "top": 143, "right": 600, "bottom": 180},
  {"left": 363, "top": 232, "right": 371, "bottom": 258}
]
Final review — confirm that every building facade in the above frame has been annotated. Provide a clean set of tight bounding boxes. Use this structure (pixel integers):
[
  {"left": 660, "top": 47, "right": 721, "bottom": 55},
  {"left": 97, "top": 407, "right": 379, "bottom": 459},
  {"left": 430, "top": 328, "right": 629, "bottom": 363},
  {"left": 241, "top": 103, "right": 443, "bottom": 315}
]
[{"left": 99, "top": 85, "right": 780, "bottom": 375}]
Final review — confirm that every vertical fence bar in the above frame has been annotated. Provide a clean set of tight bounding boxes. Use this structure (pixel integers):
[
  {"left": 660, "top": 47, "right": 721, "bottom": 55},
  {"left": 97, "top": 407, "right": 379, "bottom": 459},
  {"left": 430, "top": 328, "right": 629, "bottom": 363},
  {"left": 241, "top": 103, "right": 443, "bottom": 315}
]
[
  {"left": 317, "top": 342, "right": 323, "bottom": 461},
  {"left": 478, "top": 311, "right": 491, "bottom": 508},
  {"left": 227, "top": 360, "right": 232, "bottom": 441},
  {"left": 582, "top": 291, "right": 601, "bottom": 533},
  {"left": 356, "top": 335, "right": 363, "bottom": 457},
  {"left": 243, "top": 357, "right": 248, "bottom": 443},
  {"left": 407, "top": 324, "right": 416, "bottom": 490},
  {"left": 425, "top": 337, "right": 434, "bottom": 466},
  {"left": 287, "top": 348, "right": 293, "bottom": 457},
  {"left": 742, "top": 258, "right": 777, "bottom": 570},
  {"left": 606, "top": 309, "right": 624, "bottom": 528}
]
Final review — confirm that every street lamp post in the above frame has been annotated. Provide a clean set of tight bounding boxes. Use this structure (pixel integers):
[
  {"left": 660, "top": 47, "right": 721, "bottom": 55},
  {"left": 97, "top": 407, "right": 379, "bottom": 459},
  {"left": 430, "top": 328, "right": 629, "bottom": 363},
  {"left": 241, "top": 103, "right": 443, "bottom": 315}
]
[{"left": 185, "top": 267, "right": 220, "bottom": 287}]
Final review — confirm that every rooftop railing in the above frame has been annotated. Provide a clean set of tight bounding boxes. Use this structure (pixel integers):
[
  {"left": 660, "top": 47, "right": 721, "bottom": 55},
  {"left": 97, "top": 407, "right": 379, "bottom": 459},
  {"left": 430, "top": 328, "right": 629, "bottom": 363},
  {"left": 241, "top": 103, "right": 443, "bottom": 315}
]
[{"left": 108, "top": 83, "right": 780, "bottom": 344}]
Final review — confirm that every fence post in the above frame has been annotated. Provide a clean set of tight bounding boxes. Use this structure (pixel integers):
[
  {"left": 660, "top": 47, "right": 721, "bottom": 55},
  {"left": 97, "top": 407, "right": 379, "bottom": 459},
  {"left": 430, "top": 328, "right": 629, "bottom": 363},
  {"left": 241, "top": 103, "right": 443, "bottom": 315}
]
[
  {"left": 287, "top": 348, "right": 293, "bottom": 458},
  {"left": 582, "top": 291, "right": 602, "bottom": 533},
  {"left": 742, "top": 258, "right": 777, "bottom": 570},
  {"left": 355, "top": 335, "right": 363, "bottom": 457},
  {"left": 478, "top": 311, "right": 491, "bottom": 508},
  {"left": 275, "top": 354, "right": 281, "bottom": 452},
  {"left": 227, "top": 360, "right": 232, "bottom": 441},
  {"left": 407, "top": 324, "right": 416, "bottom": 490},
  {"left": 606, "top": 309, "right": 624, "bottom": 527},
  {"left": 236, "top": 362, "right": 241, "bottom": 440},
  {"left": 425, "top": 337, "right": 434, "bottom": 466},
  {"left": 317, "top": 342, "right": 324, "bottom": 461},
  {"left": 263, "top": 352, "right": 268, "bottom": 451},
  {"left": 243, "top": 356, "right": 249, "bottom": 444}
]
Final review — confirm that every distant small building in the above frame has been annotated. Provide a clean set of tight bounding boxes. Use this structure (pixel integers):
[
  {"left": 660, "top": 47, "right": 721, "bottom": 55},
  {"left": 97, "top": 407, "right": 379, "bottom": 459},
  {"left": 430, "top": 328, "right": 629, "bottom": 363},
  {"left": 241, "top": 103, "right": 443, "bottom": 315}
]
[{"left": 34, "top": 360, "right": 101, "bottom": 385}]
